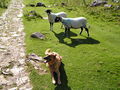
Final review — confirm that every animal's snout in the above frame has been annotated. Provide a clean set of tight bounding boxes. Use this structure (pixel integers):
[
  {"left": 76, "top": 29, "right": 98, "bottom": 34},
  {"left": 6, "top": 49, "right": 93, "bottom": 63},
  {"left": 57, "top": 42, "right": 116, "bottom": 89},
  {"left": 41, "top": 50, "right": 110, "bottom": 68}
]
[{"left": 43, "top": 56, "right": 51, "bottom": 63}]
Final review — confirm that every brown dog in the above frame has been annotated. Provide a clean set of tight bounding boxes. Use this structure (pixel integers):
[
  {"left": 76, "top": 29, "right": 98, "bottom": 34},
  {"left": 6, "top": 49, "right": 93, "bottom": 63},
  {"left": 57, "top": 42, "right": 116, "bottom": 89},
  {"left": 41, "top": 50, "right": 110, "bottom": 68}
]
[{"left": 43, "top": 49, "right": 62, "bottom": 85}]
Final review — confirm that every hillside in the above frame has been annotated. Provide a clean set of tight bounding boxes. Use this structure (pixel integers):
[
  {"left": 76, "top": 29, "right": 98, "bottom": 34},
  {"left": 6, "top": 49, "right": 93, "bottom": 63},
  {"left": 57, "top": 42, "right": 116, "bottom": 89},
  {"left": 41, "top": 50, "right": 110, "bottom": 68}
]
[{"left": 23, "top": 0, "right": 120, "bottom": 89}]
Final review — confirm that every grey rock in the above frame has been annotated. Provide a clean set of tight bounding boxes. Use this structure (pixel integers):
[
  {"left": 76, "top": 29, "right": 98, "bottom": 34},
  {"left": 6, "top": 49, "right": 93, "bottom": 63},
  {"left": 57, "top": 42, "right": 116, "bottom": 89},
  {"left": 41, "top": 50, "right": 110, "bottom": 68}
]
[
  {"left": 26, "top": 53, "right": 43, "bottom": 62},
  {"left": 104, "top": 4, "right": 113, "bottom": 8},
  {"left": 31, "top": 32, "right": 45, "bottom": 39},
  {"left": 90, "top": 1, "right": 107, "bottom": 7},
  {"left": 36, "top": 2, "right": 46, "bottom": 7}
]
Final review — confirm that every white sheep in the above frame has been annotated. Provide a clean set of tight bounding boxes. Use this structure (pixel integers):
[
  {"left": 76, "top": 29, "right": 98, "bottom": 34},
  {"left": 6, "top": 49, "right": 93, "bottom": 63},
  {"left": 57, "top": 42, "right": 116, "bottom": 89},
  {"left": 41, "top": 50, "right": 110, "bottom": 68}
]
[
  {"left": 45, "top": 9, "right": 67, "bottom": 31},
  {"left": 56, "top": 16, "right": 90, "bottom": 37}
]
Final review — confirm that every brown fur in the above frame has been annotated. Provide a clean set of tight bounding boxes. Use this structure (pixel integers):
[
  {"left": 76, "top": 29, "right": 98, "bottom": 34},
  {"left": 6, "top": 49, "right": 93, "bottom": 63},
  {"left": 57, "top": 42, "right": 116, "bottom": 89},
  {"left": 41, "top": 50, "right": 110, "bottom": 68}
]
[{"left": 44, "top": 49, "right": 62, "bottom": 84}]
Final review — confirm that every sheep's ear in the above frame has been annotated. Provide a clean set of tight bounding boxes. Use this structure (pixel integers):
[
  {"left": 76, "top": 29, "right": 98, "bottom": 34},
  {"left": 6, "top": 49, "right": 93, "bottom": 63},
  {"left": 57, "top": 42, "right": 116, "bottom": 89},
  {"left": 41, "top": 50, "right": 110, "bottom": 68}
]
[{"left": 45, "top": 9, "right": 52, "bottom": 13}]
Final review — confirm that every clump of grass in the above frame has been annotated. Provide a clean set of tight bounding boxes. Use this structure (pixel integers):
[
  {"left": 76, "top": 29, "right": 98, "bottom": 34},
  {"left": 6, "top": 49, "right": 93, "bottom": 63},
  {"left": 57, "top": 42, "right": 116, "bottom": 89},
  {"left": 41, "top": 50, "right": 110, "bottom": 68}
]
[
  {"left": 24, "top": 10, "right": 43, "bottom": 21},
  {"left": 0, "top": 85, "right": 3, "bottom": 89},
  {"left": 0, "top": 0, "right": 10, "bottom": 8}
]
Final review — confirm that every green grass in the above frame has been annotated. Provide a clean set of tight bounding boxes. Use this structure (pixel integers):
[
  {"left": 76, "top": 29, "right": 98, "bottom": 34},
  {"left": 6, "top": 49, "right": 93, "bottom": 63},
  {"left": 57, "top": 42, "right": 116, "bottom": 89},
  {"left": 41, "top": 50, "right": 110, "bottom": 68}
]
[
  {"left": 23, "top": 0, "right": 120, "bottom": 89},
  {"left": 0, "top": 8, "right": 5, "bottom": 15},
  {"left": 0, "top": 0, "right": 11, "bottom": 16}
]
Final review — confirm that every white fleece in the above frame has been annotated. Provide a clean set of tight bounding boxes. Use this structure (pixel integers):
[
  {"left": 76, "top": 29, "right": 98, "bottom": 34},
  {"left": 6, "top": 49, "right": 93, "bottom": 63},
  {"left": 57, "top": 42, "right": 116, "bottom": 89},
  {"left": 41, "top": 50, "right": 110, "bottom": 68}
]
[{"left": 61, "top": 17, "right": 87, "bottom": 29}]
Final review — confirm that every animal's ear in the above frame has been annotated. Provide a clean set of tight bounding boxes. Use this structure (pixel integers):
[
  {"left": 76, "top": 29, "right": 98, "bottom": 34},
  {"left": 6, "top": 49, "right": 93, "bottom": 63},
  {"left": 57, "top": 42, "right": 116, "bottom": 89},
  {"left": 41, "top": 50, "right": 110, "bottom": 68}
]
[
  {"left": 45, "top": 49, "right": 52, "bottom": 55},
  {"left": 56, "top": 55, "right": 62, "bottom": 61},
  {"left": 45, "top": 9, "right": 52, "bottom": 14}
]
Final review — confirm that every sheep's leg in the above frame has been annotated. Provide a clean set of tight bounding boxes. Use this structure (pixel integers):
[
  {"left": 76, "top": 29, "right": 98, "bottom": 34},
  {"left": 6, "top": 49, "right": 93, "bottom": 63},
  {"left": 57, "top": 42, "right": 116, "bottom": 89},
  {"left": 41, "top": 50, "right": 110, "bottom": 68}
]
[
  {"left": 67, "top": 28, "right": 70, "bottom": 37},
  {"left": 64, "top": 27, "right": 67, "bottom": 36},
  {"left": 85, "top": 28, "right": 89, "bottom": 37},
  {"left": 57, "top": 71, "right": 61, "bottom": 85},
  {"left": 50, "top": 22, "right": 53, "bottom": 31},
  {"left": 80, "top": 27, "right": 83, "bottom": 35},
  {"left": 61, "top": 24, "right": 64, "bottom": 29}
]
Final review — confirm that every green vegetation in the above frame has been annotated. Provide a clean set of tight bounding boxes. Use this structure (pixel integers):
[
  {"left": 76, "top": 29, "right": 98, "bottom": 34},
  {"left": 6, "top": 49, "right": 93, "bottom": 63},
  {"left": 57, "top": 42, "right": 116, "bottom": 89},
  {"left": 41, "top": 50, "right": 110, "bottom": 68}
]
[
  {"left": 0, "top": 0, "right": 10, "bottom": 15},
  {"left": 0, "top": 0, "right": 10, "bottom": 8},
  {"left": 23, "top": 0, "right": 120, "bottom": 89}
]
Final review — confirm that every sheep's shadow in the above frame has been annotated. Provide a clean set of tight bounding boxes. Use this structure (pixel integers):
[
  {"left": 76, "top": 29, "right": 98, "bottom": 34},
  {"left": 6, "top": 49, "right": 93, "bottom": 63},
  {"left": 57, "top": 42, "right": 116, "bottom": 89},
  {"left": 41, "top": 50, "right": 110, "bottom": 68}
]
[
  {"left": 54, "top": 62, "right": 71, "bottom": 90},
  {"left": 53, "top": 31, "right": 100, "bottom": 47}
]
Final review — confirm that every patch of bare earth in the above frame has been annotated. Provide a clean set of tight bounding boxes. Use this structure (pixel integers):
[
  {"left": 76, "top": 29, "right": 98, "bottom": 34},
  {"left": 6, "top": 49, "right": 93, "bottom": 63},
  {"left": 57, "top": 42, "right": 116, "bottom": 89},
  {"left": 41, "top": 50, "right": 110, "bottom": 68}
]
[{"left": 0, "top": 0, "right": 32, "bottom": 89}]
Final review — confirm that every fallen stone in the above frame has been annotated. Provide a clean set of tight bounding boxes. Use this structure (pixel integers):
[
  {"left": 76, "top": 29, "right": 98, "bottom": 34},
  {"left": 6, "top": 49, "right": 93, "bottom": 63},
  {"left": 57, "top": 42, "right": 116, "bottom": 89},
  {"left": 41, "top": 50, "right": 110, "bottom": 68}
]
[
  {"left": 0, "top": 46, "right": 6, "bottom": 49},
  {"left": 8, "top": 87, "right": 18, "bottom": 90},
  {"left": 115, "top": 5, "right": 120, "bottom": 10},
  {"left": 36, "top": 2, "right": 46, "bottom": 7},
  {"left": 43, "top": 17, "right": 48, "bottom": 20},
  {"left": 104, "top": 4, "right": 113, "bottom": 8},
  {"left": 31, "top": 32, "right": 45, "bottom": 39},
  {"left": 0, "top": 75, "right": 9, "bottom": 85},
  {"left": 61, "top": 2, "right": 67, "bottom": 7},
  {"left": 1, "top": 68, "right": 13, "bottom": 76},
  {"left": 90, "top": 1, "right": 107, "bottom": 7},
  {"left": 26, "top": 11, "right": 43, "bottom": 19},
  {"left": 16, "top": 76, "right": 29, "bottom": 86},
  {"left": 10, "top": 66, "right": 24, "bottom": 76},
  {"left": 112, "top": 0, "right": 120, "bottom": 3},
  {"left": 26, "top": 53, "right": 43, "bottom": 62}
]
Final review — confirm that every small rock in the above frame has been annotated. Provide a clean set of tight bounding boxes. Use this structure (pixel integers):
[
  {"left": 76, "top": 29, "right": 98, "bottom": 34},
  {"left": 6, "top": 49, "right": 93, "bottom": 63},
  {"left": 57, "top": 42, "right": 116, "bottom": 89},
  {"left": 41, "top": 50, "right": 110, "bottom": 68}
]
[
  {"left": 43, "top": 17, "right": 48, "bottom": 20},
  {"left": 31, "top": 32, "right": 45, "bottom": 39},
  {"left": 26, "top": 53, "right": 43, "bottom": 62},
  {"left": 90, "top": 1, "right": 107, "bottom": 7},
  {"left": 104, "top": 4, "right": 113, "bottom": 8},
  {"left": 61, "top": 2, "right": 67, "bottom": 7},
  {"left": 0, "top": 75, "right": 9, "bottom": 85},
  {"left": 17, "top": 13, "right": 23, "bottom": 18},
  {"left": 10, "top": 66, "right": 24, "bottom": 76},
  {"left": 115, "top": 5, "right": 120, "bottom": 10},
  {"left": 36, "top": 2, "right": 46, "bottom": 7},
  {"left": 112, "top": 0, "right": 120, "bottom": 3},
  {"left": 0, "top": 46, "right": 6, "bottom": 49},
  {"left": 16, "top": 76, "right": 29, "bottom": 86},
  {"left": 8, "top": 87, "right": 18, "bottom": 90},
  {"left": 1, "top": 68, "right": 13, "bottom": 76}
]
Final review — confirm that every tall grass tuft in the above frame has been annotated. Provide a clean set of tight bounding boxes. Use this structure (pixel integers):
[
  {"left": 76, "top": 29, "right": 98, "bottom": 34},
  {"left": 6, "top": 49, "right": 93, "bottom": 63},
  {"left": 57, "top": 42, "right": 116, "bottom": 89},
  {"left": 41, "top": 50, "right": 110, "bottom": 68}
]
[{"left": 0, "top": 0, "right": 10, "bottom": 8}]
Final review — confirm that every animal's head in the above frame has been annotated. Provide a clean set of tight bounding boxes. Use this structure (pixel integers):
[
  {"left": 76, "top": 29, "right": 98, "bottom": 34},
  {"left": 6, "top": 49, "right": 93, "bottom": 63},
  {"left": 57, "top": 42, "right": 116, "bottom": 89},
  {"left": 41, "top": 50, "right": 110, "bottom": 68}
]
[
  {"left": 45, "top": 9, "right": 52, "bottom": 14},
  {"left": 43, "top": 49, "right": 56, "bottom": 63},
  {"left": 43, "top": 54, "right": 57, "bottom": 63},
  {"left": 55, "top": 16, "right": 62, "bottom": 22},
  {"left": 43, "top": 49, "right": 62, "bottom": 63}
]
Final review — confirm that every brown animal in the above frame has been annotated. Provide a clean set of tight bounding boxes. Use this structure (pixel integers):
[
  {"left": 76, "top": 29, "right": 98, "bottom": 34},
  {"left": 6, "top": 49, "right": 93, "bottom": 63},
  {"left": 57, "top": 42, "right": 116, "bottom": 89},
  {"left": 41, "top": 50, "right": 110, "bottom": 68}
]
[{"left": 43, "top": 49, "right": 62, "bottom": 85}]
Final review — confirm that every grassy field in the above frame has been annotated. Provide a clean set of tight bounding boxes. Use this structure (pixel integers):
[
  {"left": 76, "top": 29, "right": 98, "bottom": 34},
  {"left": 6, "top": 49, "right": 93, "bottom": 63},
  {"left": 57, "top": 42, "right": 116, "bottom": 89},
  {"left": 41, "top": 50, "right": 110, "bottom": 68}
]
[{"left": 23, "top": 0, "right": 120, "bottom": 89}]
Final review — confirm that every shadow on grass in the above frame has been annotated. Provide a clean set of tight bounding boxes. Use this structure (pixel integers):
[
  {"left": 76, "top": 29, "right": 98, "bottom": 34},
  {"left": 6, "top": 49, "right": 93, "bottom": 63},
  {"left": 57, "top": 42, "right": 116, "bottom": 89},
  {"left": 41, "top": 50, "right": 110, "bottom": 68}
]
[
  {"left": 54, "top": 62, "right": 71, "bottom": 90},
  {"left": 53, "top": 31, "right": 100, "bottom": 47}
]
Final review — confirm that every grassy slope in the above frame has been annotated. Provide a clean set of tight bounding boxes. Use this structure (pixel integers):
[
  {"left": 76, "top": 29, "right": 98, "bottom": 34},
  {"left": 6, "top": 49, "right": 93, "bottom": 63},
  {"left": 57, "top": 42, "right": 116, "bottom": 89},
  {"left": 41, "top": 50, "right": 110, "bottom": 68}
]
[{"left": 23, "top": 0, "right": 120, "bottom": 89}]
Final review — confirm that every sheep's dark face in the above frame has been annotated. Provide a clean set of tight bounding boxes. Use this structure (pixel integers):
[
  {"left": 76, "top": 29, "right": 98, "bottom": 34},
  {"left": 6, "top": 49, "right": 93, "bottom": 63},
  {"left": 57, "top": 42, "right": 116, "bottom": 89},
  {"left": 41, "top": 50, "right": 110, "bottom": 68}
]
[
  {"left": 45, "top": 9, "right": 52, "bottom": 14},
  {"left": 55, "top": 17, "right": 60, "bottom": 22},
  {"left": 55, "top": 17, "right": 62, "bottom": 22}
]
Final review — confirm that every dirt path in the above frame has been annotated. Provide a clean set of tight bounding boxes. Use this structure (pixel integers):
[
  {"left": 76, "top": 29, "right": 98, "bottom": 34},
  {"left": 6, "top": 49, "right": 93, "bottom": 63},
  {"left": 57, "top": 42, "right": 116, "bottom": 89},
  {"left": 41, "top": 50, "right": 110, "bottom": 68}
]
[{"left": 0, "top": 0, "right": 32, "bottom": 89}]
